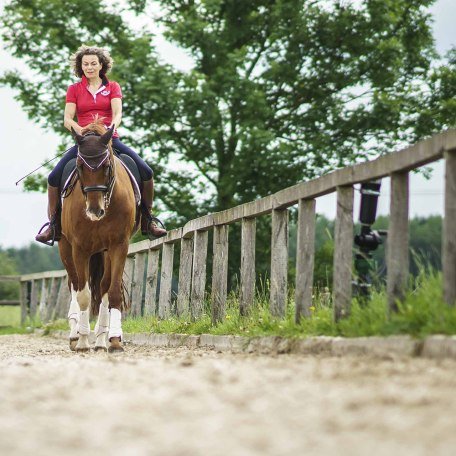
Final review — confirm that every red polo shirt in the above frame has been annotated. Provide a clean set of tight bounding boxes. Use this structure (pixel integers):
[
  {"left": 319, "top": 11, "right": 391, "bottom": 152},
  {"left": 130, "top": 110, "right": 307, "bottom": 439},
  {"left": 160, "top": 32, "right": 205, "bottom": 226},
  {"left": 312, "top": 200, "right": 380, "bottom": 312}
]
[{"left": 66, "top": 75, "right": 122, "bottom": 137}]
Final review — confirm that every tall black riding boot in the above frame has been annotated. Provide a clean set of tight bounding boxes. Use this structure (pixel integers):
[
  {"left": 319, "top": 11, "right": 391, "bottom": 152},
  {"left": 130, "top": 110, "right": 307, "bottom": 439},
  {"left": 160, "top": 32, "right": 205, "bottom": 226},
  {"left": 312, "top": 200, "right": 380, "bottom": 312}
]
[
  {"left": 35, "top": 185, "right": 62, "bottom": 246},
  {"left": 141, "top": 178, "right": 167, "bottom": 238}
]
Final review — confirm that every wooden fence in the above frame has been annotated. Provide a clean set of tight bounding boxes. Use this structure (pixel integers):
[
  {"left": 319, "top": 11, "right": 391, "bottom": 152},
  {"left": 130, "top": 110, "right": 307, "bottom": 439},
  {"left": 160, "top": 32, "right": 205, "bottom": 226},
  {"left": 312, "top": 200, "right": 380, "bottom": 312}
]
[{"left": 2, "top": 129, "right": 456, "bottom": 325}]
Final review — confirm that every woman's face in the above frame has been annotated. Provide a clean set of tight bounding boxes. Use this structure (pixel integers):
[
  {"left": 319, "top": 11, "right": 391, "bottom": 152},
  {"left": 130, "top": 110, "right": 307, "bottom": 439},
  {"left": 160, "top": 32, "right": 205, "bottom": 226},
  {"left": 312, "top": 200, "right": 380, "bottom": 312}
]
[{"left": 81, "top": 54, "right": 102, "bottom": 79}]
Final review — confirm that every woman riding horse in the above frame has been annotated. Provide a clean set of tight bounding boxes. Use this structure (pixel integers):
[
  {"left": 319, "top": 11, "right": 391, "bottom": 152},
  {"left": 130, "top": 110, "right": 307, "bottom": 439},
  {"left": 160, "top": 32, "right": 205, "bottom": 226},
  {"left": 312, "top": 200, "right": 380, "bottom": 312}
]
[
  {"left": 62, "top": 120, "right": 135, "bottom": 352},
  {"left": 36, "top": 44, "right": 166, "bottom": 244}
]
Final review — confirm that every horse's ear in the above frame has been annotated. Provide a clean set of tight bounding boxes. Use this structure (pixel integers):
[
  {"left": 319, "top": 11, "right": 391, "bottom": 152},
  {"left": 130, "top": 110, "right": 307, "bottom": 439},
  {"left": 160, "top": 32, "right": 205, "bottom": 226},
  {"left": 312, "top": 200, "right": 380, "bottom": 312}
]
[
  {"left": 100, "top": 125, "right": 115, "bottom": 145},
  {"left": 71, "top": 127, "right": 84, "bottom": 145}
]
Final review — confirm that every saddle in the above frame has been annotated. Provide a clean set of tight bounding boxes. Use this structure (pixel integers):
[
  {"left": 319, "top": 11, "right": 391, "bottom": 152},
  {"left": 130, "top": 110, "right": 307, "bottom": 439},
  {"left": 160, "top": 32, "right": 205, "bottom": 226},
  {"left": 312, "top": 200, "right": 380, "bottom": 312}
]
[{"left": 61, "top": 153, "right": 142, "bottom": 206}]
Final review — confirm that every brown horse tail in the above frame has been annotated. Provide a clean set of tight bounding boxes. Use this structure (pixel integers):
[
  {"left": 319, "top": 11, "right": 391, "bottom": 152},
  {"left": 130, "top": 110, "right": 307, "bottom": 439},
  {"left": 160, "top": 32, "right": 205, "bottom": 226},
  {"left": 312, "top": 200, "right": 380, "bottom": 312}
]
[{"left": 89, "top": 252, "right": 104, "bottom": 317}]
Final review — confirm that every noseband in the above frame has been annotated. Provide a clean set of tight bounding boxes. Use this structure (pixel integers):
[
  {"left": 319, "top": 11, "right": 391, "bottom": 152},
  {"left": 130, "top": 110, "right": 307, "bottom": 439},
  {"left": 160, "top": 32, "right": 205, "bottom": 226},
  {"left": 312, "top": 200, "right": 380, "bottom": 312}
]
[{"left": 77, "top": 134, "right": 116, "bottom": 208}]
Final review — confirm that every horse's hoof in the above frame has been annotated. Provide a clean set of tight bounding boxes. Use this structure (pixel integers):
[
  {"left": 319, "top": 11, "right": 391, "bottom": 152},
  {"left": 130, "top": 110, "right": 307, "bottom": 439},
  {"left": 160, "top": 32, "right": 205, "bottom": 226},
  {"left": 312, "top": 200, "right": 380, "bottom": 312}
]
[
  {"left": 108, "top": 336, "right": 124, "bottom": 353},
  {"left": 75, "top": 347, "right": 90, "bottom": 353},
  {"left": 108, "top": 345, "right": 124, "bottom": 353},
  {"left": 69, "top": 339, "right": 79, "bottom": 351},
  {"left": 94, "top": 346, "right": 108, "bottom": 353}
]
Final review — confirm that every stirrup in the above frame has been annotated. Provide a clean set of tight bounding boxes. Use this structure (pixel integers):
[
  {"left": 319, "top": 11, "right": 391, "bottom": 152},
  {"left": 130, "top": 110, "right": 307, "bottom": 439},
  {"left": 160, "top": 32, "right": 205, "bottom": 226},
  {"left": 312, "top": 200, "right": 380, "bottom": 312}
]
[
  {"left": 142, "top": 215, "right": 167, "bottom": 239},
  {"left": 36, "top": 221, "right": 57, "bottom": 247}
]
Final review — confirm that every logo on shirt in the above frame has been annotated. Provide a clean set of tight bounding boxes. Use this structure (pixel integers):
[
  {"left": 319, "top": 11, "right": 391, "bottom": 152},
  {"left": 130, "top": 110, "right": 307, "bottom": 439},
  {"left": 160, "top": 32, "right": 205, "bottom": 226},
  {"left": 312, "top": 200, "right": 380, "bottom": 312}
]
[{"left": 101, "top": 90, "right": 110, "bottom": 96}]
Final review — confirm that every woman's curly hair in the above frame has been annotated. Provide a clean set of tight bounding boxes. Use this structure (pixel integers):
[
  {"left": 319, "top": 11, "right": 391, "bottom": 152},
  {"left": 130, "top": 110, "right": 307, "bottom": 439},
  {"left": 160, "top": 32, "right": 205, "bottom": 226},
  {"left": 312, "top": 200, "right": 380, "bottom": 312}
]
[{"left": 70, "top": 45, "right": 114, "bottom": 78}]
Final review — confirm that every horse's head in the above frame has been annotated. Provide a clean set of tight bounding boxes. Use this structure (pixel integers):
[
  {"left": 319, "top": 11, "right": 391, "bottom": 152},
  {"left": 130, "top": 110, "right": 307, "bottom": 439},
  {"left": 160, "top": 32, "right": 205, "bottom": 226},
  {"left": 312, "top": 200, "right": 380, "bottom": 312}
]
[{"left": 72, "top": 125, "right": 115, "bottom": 221}]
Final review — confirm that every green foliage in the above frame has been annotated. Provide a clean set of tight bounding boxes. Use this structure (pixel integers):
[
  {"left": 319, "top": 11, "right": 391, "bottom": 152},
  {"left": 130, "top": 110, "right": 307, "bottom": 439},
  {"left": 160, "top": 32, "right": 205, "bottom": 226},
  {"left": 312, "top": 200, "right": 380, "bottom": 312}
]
[
  {"left": 1, "top": 0, "right": 451, "bottom": 225},
  {"left": 2, "top": 243, "right": 63, "bottom": 274},
  {"left": 0, "top": 251, "right": 19, "bottom": 300}
]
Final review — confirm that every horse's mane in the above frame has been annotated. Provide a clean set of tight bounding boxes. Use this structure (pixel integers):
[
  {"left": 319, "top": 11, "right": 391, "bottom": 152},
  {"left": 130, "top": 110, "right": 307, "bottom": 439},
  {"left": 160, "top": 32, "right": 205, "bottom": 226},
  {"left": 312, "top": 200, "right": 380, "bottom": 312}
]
[{"left": 81, "top": 116, "right": 109, "bottom": 136}]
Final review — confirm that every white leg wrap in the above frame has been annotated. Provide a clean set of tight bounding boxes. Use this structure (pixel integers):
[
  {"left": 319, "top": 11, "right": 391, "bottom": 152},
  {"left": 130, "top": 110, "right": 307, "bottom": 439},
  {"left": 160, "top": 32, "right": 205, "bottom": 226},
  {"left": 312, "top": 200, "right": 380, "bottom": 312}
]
[
  {"left": 78, "top": 310, "right": 90, "bottom": 336},
  {"left": 68, "top": 286, "right": 80, "bottom": 339},
  {"left": 95, "top": 294, "right": 110, "bottom": 335},
  {"left": 108, "top": 308, "right": 123, "bottom": 341}
]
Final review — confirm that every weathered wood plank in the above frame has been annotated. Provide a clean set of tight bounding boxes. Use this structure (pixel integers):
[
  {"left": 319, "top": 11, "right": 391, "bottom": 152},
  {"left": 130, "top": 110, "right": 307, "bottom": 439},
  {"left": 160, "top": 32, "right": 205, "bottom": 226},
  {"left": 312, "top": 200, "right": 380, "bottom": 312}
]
[
  {"left": 20, "top": 270, "right": 67, "bottom": 282},
  {"left": 333, "top": 186, "right": 354, "bottom": 321},
  {"left": 387, "top": 172, "right": 409, "bottom": 313},
  {"left": 444, "top": 149, "right": 456, "bottom": 305},
  {"left": 29, "top": 280, "right": 39, "bottom": 321},
  {"left": 131, "top": 253, "right": 147, "bottom": 316},
  {"left": 190, "top": 230, "right": 208, "bottom": 320},
  {"left": 127, "top": 228, "right": 183, "bottom": 255},
  {"left": 173, "top": 130, "right": 456, "bottom": 231},
  {"left": 177, "top": 237, "right": 193, "bottom": 318},
  {"left": 0, "top": 275, "right": 20, "bottom": 282},
  {"left": 55, "top": 277, "right": 70, "bottom": 319},
  {"left": 123, "top": 256, "right": 135, "bottom": 309},
  {"left": 158, "top": 243, "right": 175, "bottom": 319},
  {"left": 295, "top": 199, "right": 316, "bottom": 321},
  {"left": 144, "top": 249, "right": 160, "bottom": 316},
  {"left": 39, "top": 279, "right": 48, "bottom": 322},
  {"left": 240, "top": 218, "right": 256, "bottom": 316},
  {"left": 20, "top": 281, "right": 29, "bottom": 324},
  {"left": 270, "top": 209, "right": 289, "bottom": 318},
  {"left": 45, "top": 276, "right": 60, "bottom": 323},
  {"left": 211, "top": 225, "right": 229, "bottom": 324},
  {"left": 0, "top": 300, "right": 21, "bottom": 306}
]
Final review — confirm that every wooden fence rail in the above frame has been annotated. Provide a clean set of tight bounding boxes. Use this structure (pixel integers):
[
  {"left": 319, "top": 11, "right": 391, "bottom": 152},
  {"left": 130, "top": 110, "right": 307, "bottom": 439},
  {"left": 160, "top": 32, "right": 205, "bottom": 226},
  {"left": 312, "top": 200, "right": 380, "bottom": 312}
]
[{"left": 1, "top": 129, "right": 456, "bottom": 325}]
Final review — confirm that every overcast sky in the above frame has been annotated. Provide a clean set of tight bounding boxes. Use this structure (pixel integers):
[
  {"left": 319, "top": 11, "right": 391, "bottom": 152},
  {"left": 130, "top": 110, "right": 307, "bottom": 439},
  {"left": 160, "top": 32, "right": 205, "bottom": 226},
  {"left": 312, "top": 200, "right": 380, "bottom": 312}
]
[{"left": 0, "top": 0, "right": 455, "bottom": 248}]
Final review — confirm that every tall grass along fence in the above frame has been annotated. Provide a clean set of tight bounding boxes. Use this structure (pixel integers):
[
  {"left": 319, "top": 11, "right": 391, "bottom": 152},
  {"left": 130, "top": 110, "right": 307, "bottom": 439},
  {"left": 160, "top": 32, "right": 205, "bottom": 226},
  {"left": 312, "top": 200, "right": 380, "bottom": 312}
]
[{"left": 3, "top": 129, "right": 456, "bottom": 326}]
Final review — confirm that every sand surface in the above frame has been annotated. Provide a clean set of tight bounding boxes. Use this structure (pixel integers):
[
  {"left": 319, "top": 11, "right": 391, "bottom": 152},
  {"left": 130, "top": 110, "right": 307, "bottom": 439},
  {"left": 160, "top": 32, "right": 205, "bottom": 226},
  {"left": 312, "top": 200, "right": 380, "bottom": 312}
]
[{"left": 0, "top": 334, "right": 455, "bottom": 455}]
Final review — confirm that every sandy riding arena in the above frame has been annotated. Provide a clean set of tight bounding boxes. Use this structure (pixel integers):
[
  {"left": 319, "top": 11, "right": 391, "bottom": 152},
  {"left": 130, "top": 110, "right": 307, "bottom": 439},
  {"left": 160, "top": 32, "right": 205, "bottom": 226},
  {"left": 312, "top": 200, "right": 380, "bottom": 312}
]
[{"left": 0, "top": 334, "right": 455, "bottom": 455}]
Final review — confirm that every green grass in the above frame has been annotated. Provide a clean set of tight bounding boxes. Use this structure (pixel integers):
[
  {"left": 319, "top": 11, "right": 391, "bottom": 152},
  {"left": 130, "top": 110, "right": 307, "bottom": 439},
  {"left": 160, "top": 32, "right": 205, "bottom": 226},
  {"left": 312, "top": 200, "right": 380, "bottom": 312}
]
[
  {"left": 14, "top": 269, "right": 456, "bottom": 339},
  {"left": 0, "top": 305, "right": 21, "bottom": 327}
]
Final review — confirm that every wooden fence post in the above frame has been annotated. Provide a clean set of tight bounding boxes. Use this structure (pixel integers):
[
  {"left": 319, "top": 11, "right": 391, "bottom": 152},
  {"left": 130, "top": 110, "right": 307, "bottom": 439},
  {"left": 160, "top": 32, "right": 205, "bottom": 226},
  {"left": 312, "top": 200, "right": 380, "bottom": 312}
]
[
  {"left": 177, "top": 237, "right": 193, "bottom": 318},
  {"left": 443, "top": 149, "right": 456, "bottom": 305},
  {"left": 270, "top": 209, "right": 288, "bottom": 318},
  {"left": 158, "top": 243, "right": 175, "bottom": 319},
  {"left": 295, "top": 199, "right": 316, "bottom": 321},
  {"left": 387, "top": 172, "right": 409, "bottom": 312},
  {"left": 39, "top": 279, "right": 48, "bottom": 322},
  {"left": 55, "top": 277, "right": 70, "bottom": 319},
  {"left": 211, "top": 225, "right": 229, "bottom": 324},
  {"left": 44, "top": 276, "right": 60, "bottom": 323},
  {"left": 333, "top": 186, "right": 354, "bottom": 321},
  {"left": 191, "top": 230, "right": 208, "bottom": 320},
  {"left": 20, "top": 281, "right": 29, "bottom": 325},
  {"left": 144, "top": 249, "right": 160, "bottom": 316},
  {"left": 123, "top": 255, "right": 135, "bottom": 310},
  {"left": 131, "top": 253, "right": 147, "bottom": 316},
  {"left": 240, "top": 218, "right": 256, "bottom": 316},
  {"left": 29, "top": 280, "right": 39, "bottom": 321}
]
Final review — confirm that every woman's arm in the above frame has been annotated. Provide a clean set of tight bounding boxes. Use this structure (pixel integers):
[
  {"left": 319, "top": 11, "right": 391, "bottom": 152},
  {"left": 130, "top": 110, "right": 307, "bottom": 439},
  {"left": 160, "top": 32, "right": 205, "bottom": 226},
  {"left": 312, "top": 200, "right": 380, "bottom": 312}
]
[
  {"left": 110, "top": 98, "right": 122, "bottom": 130},
  {"left": 64, "top": 103, "right": 83, "bottom": 135}
]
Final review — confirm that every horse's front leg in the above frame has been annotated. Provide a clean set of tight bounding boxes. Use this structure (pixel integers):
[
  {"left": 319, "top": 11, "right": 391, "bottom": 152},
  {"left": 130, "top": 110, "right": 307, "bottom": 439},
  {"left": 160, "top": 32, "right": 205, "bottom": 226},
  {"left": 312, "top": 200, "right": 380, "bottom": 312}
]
[
  {"left": 58, "top": 237, "right": 80, "bottom": 351},
  {"left": 94, "top": 256, "right": 111, "bottom": 352},
  {"left": 72, "top": 249, "right": 91, "bottom": 352},
  {"left": 107, "top": 244, "right": 129, "bottom": 353}
]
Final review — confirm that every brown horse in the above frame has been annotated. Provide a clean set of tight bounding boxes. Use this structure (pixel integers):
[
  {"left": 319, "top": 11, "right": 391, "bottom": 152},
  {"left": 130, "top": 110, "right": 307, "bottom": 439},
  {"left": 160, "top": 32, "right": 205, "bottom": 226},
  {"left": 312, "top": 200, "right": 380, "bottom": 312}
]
[{"left": 59, "top": 119, "right": 137, "bottom": 353}]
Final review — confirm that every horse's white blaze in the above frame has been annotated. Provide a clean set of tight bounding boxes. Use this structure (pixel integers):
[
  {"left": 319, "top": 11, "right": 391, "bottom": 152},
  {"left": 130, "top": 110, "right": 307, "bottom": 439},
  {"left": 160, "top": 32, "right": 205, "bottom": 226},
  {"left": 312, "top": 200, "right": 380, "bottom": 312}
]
[
  {"left": 108, "top": 308, "right": 123, "bottom": 341},
  {"left": 95, "top": 293, "right": 109, "bottom": 348},
  {"left": 85, "top": 194, "right": 106, "bottom": 221},
  {"left": 68, "top": 285, "right": 80, "bottom": 340}
]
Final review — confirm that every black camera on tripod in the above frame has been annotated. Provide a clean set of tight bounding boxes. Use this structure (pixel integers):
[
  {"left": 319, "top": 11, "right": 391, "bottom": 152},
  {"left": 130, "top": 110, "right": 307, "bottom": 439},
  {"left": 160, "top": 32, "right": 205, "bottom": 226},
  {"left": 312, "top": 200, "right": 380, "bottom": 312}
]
[{"left": 353, "top": 180, "right": 387, "bottom": 300}]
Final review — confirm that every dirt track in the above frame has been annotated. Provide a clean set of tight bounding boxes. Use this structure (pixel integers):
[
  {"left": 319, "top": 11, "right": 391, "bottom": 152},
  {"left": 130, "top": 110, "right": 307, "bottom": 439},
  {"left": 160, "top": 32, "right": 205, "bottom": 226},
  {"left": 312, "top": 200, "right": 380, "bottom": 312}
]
[{"left": 0, "top": 334, "right": 455, "bottom": 455}]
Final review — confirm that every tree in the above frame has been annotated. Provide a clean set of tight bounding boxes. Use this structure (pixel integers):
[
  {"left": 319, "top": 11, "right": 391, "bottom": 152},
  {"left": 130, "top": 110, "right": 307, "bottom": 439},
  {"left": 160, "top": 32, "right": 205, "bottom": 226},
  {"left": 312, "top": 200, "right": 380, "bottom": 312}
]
[{"left": 2, "top": 0, "right": 449, "bottom": 227}]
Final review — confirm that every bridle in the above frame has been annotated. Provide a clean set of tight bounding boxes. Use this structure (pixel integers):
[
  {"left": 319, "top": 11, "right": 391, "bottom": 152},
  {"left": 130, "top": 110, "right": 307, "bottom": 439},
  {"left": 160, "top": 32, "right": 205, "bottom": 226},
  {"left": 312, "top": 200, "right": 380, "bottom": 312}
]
[{"left": 76, "top": 134, "right": 116, "bottom": 209}]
